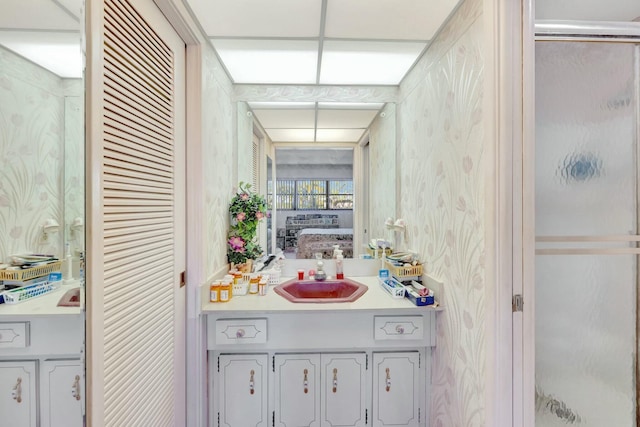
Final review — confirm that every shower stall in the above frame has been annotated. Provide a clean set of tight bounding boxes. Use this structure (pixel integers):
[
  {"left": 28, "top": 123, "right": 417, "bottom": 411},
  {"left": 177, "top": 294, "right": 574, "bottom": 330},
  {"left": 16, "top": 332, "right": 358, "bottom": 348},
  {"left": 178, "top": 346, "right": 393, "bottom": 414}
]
[{"left": 535, "top": 22, "right": 640, "bottom": 426}]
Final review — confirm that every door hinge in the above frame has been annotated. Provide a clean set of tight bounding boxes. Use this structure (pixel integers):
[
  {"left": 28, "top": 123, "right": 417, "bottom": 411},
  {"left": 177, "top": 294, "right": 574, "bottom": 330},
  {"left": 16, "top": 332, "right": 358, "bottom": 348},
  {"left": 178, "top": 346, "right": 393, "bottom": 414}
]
[
  {"left": 272, "top": 410, "right": 275, "bottom": 427},
  {"left": 365, "top": 408, "right": 368, "bottom": 424},
  {"left": 512, "top": 294, "right": 524, "bottom": 312},
  {"left": 272, "top": 356, "right": 275, "bottom": 372},
  {"left": 418, "top": 407, "right": 421, "bottom": 423},
  {"left": 217, "top": 412, "right": 220, "bottom": 427},
  {"left": 217, "top": 356, "right": 220, "bottom": 372},
  {"left": 180, "top": 271, "right": 186, "bottom": 288}
]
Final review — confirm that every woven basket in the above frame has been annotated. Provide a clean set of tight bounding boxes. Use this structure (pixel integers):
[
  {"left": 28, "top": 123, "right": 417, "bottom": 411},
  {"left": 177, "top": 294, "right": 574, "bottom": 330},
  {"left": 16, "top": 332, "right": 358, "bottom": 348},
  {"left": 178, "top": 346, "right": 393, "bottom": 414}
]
[
  {"left": 0, "top": 262, "right": 62, "bottom": 282},
  {"left": 385, "top": 260, "right": 423, "bottom": 279}
]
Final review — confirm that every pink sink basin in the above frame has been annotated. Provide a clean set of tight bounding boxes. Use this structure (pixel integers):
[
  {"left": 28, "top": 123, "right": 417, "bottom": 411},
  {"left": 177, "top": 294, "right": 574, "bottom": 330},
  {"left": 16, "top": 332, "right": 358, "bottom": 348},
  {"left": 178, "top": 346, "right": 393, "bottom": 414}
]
[{"left": 274, "top": 278, "right": 368, "bottom": 303}]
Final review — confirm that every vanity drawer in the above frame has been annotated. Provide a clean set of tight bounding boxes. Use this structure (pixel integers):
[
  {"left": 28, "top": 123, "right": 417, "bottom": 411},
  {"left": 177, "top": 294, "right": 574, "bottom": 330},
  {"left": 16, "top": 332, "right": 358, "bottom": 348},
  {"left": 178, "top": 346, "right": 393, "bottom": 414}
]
[
  {"left": 216, "top": 319, "right": 267, "bottom": 345},
  {"left": 0, "top": 322, "right": 30, "bottom": 348},
  {"left": 374, "top": 316, "right": 423, "bottom": 341}
]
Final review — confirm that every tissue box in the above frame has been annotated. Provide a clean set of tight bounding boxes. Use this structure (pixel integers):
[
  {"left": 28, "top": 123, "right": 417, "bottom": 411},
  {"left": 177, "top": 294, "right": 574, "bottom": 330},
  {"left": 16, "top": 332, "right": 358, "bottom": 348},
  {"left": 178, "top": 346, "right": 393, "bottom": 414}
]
[{"left": 404, "top": 286, "right": 435, "bottom": 306}]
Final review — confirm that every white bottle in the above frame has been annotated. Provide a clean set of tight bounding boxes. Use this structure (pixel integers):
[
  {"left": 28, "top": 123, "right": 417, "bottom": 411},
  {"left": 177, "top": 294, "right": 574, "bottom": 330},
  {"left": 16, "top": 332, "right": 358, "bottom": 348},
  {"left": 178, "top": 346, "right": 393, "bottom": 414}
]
[
  {"left": 63, "top": 243, "right": 74, "bottom": 285},
  {"left": 335, "top": 250, "right": 344, "bottom": 280}
]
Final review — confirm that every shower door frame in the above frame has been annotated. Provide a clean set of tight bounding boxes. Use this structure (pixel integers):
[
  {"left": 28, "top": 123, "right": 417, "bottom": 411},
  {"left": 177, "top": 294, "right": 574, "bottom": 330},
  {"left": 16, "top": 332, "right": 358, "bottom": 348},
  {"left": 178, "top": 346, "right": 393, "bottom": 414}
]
[{"left": 522, "top": 20, "right": 640, "bottom": 427}]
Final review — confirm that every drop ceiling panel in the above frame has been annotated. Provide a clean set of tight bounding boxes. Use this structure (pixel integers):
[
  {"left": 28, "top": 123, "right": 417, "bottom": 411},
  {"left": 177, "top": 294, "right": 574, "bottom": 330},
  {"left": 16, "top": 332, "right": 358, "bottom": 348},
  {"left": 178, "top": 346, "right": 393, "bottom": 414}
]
[
  {"left": 0, "top": 0, "right": 79, "bottom": 30},
  {"left": 188, "top": 0, "right": 322, "bottom": 37},
  {"left": 536, "top": 0, "right": 640, "bottom": 20},
  {"left": 325, "top": 0, "right": 458, "bottom": 40},
  {"left": 265, "top": 129, "right": 316, "bottom": 142},
  {"left": 54, "top": 0, "right": 82, "bottom": 19},
  {"left": 253, "top": 109, "right": 316, "bottom": 128},
  {"left": 249, "top": 102, "right": 316, "bottom": 109},
  {"left": 212, "top": 39, "right": 318, "bottom": 84},
  {"left": 316, "top": 129, "right": 366, "bottom": 142},
  {"left": 316, "top": 109, "right": 378, "bottom": 128},
  {"left": 319, "top": 40, "right": 426, "bottom": 85}
]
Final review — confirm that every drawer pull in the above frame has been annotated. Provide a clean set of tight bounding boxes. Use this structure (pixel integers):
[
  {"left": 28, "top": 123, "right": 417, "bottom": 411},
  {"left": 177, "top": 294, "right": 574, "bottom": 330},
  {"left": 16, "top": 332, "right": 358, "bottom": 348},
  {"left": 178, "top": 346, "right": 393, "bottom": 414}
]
[
  {"left": 332, "top": 368, "right": 338, "bottom": 393},
  {"left": 235, "top": 329, "right": 246, "bottom": 339},
  {"left": 385, "top": 368, "right": 391, "bottom": 392},
  {"left": 303, "top": 368, "right": 309, "bottom": 394},
  {"left": 395, "top": 325, "right": 405, "bottom": 334},
  {"left": 12, "top": 378, "right": 22, "bottom": 403},
  {"left": 72, "top": 375, "right": 81, "bottom": 401},
  {"left": 249, "top": 370, "right": 255, "bottom": 395}
]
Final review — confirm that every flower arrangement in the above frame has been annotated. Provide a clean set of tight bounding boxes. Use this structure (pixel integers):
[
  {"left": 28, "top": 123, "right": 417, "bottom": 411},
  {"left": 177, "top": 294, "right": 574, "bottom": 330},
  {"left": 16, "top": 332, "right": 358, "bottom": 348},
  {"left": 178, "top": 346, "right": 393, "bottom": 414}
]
[{"left": 227, "top": 181, "right": 267, "bottom": 266}]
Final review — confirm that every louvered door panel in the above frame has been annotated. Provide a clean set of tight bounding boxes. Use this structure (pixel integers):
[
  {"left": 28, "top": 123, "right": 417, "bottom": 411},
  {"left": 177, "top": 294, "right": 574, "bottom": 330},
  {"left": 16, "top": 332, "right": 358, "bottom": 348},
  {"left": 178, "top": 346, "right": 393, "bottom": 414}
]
[{"left": 91, "top": 0, "right": 183, "bottom": 426}]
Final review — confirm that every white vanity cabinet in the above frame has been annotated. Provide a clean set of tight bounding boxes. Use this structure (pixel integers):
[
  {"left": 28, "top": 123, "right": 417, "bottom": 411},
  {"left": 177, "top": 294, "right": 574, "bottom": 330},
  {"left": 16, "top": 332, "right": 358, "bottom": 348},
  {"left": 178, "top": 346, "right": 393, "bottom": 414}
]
[
  {"left": 0, "top": 360, "right": 37, "bottom": 427},
  {"left": 204, "top": 275, "right": 440, "bottom": 427},
  {"left": 40, "top": 359, "right": 84, "bottom": 427},
  {"left": 372, "top": 352, "right": 421, "bottom": 427},
  {"left": 217, "top": 354, "right": 269, "bottom": 427},
  {"left": 273, "top": 353, "right": 367, "bottom": 427},
  {"left": 0, "top": 312, "right": 83, "bottom": 427}
]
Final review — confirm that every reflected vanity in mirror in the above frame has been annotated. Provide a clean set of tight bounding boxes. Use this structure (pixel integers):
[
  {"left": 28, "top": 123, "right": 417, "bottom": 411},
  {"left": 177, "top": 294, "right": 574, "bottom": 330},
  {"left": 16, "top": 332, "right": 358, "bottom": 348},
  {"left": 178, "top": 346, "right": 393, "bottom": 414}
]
[
  {"left": 0, "top": 1, "right": 85, "bottom": 425},
  {"left": 241, "top": 100, "right": 397, "bottom": 259}
]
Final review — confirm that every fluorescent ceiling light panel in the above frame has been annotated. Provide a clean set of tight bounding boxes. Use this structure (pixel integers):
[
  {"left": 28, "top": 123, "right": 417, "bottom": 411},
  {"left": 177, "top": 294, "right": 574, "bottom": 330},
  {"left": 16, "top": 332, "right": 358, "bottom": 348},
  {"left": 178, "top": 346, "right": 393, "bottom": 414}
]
[
  {"left": 316, "top": 129, "right": 366, "bottom": 142},
  {"left": 0, "top": 0, "right": 79, "bottom": 30},
  {"left": 325, "top": 0, "right": 457, "bottom": 40},
  {"left": 317, "top": 110, "right": 378, "bottom": 128},
  {"left": 266, "top": 129, "right": 315, "bottom": 142},
  {"left": 0, "top": 31, "right": 82, "bottom": 78},
  {"left": 249, "top": 102, "right": 316, "bottom": 109},
  {"left": 212, "top": 39, "right": 318, "bottom": 84},
  {"left": 253, "top": 109, "right": 316, "bottom": 129},
  {"left": 320, "top": 40, "right": 425, "bottom": 85},
  {"left": 187, "top": 0, "right": 322, "bottom": 37},
  {"left": 318, "top": 102, "right": 385, "bottom": 110}
]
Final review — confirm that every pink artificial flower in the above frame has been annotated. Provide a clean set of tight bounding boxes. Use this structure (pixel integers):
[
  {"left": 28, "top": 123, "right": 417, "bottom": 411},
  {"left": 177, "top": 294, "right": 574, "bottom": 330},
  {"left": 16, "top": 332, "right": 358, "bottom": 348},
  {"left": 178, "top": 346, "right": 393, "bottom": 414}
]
[
  {"left": 255, "top": 212, "right": 264, "bottom": 220},
  {"left": 240, "top": 193, "right": 250, "bottom": 201},
  {"left": 228, "top": 236, "right": 245, "bottom": 251},
  {"left": 236, "top": 212, "right": 246, "bottom": 222}
]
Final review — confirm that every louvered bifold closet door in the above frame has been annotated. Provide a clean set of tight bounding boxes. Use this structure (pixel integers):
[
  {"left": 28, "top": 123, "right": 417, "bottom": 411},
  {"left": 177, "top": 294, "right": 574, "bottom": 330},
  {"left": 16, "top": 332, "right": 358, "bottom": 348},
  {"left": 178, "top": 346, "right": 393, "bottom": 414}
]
[{"left": 94, "top": 0, "right": 183, "bottom": 425}]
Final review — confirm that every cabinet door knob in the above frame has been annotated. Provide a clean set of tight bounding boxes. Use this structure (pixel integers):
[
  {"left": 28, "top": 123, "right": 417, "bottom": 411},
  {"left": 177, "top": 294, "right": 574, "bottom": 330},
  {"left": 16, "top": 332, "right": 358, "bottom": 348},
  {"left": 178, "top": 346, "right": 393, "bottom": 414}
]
[
  {"left": 303, "top": 368, "right": 309, "bottom": 394},
  {"left": 395, "top": 325, "right": 405, "bottom": 334},
  {"left": 249, "top": 370, "right": 255, "bottom": 395},
  {"left": 332, "top": 368, "right": 338, "bottom": 393},
  {"left": 235, "top": 329, "right": 245, "bottom": 339},
  {"left": 385, "top": 368, "right": 391, "bottom": 392},
  {"left": 72, "top": 375, "right": 81, "bottom": 401},
  {"left": 12, "top": 377, "right": 22, "bottom": 403}
]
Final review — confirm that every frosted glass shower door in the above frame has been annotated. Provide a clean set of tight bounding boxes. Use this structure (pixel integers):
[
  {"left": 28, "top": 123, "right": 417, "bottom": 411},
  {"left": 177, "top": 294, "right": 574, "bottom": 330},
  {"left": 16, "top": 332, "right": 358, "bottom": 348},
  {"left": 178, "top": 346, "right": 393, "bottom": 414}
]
[{"left": 535, "top": 41, "right": 638, "bottom": 426}]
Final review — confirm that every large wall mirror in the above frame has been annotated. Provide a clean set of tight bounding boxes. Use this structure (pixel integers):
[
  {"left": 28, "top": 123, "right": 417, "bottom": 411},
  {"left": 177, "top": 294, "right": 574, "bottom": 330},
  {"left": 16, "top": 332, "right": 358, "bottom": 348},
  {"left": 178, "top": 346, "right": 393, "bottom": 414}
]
[
  {"left": 240, "top": 101, "right": 396, "bottom": 259},
  {"left": 0, "top": 1, "right": 85, "bottom": 424}
]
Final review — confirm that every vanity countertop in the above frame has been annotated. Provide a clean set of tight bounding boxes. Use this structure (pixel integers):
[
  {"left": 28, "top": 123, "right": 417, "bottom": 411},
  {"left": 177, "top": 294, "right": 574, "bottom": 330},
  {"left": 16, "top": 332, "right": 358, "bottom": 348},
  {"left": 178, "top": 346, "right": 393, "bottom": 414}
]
[
  {"left": 0, "top": 284, "right": 83, "bottom": 318},
  {"left": 201, "top": 275, "right": 443, "bottom": 314}
]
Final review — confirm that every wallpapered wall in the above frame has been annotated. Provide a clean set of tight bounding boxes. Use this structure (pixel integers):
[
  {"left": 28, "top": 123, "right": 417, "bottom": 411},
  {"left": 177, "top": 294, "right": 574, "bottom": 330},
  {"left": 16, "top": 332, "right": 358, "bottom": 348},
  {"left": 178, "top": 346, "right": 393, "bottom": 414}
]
[
  {"left": 202, "top": 44, "right": 236, "bottom": 279},
  {"left": 0, "top": 46, "right": 81, "bottom": 260},
  {"left": 368, "top": 102, "right": 397, "bottom": 242},
  {"left": 397, "top": 0, "right": 485, "bottom": 425}
]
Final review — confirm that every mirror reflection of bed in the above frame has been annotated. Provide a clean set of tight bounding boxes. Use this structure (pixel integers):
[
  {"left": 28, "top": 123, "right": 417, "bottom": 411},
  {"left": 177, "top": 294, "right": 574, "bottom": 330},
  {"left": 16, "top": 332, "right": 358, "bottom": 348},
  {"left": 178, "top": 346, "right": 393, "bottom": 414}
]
[
  {"left": 296, "top": 227, "right": 353, "bottom": 259},
  {"left": 274, "top": 148, "right": 354, "bottom": 259}
]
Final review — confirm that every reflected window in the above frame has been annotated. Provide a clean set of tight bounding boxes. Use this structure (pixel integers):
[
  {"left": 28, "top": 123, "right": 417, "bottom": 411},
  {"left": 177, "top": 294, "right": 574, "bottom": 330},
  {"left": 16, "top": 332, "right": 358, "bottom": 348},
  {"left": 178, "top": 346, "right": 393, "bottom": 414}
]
[{"left": 269, "top": 179, "right": 353, "bottom": 210}]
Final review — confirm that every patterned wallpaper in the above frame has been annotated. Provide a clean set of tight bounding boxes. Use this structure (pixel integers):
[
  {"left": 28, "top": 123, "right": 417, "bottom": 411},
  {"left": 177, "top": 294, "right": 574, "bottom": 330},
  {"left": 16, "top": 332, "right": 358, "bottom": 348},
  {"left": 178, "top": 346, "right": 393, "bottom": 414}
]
[
  {"left": 397, "top": 0, "right": 486, "bottom": 425},
  {"left": 0, "top": 46, "right": 79, "bottom": 260},
  {"left": 368, "top": 102, "right": 397, "bottom": 242},
  {"left": 202, "top": 44, "right": 237, "bottom": 279}
]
